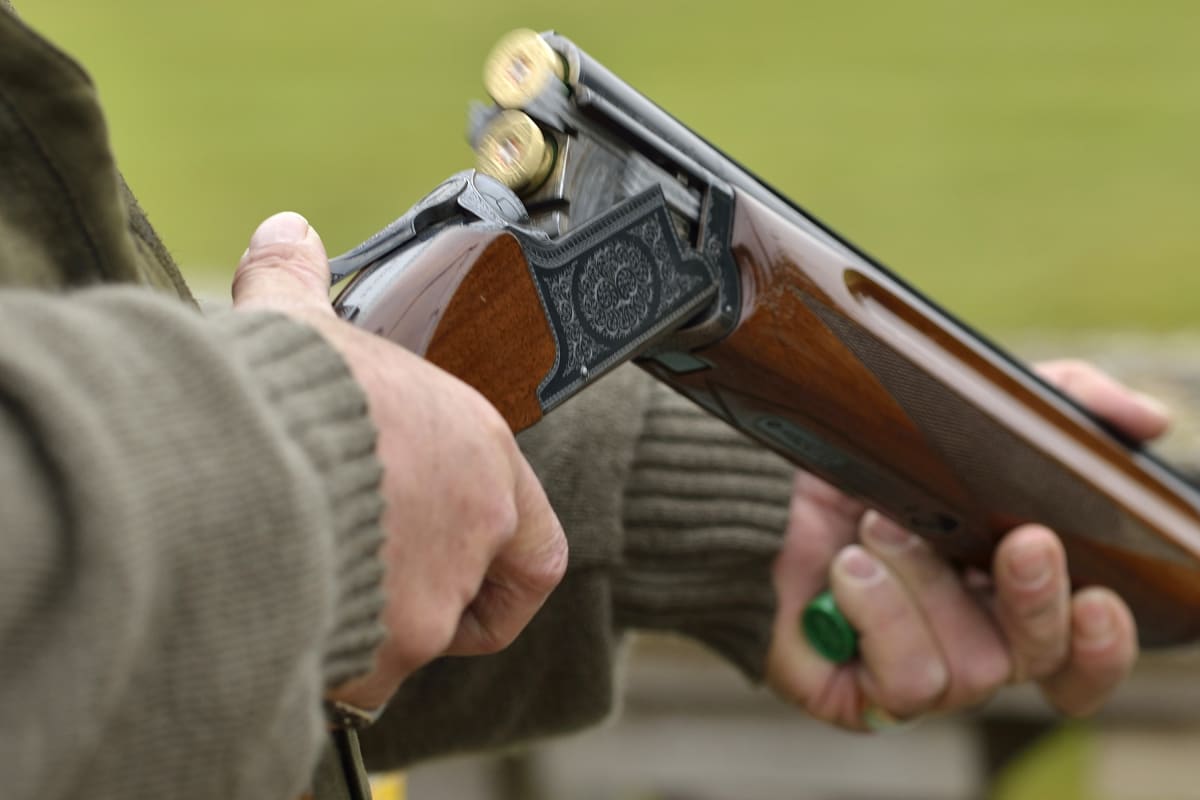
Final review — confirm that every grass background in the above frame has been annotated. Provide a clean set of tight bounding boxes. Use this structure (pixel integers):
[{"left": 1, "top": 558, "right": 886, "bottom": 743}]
[
  {"left": 16, "top": 0, "right": 1200, "bottom": 335},
  {"left": 14, "top": 1, "right": 1198, "bottom": 797}
]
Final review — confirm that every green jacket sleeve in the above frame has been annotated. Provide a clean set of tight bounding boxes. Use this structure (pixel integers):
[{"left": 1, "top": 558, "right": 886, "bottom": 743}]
[{"left": 0, "top": 288, "right": 385, "bottom": 800}]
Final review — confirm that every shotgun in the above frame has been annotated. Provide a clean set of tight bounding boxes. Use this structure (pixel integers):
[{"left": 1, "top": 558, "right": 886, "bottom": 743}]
[{"left": 329, "top": 29, "right": 1200, "bottom": 649}]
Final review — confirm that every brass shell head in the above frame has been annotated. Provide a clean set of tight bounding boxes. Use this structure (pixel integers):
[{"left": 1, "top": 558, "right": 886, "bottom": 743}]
[
  {"left": 483, "top": 28, "right": 565, "bottom": 109},
  {"left": 475, "top": 110, "right": 556, "bottom": 193}
]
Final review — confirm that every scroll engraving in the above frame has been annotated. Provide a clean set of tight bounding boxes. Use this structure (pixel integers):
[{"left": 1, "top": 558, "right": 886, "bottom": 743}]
[{"left": 516, "top": 187, "right": 719, "bottom": 409}]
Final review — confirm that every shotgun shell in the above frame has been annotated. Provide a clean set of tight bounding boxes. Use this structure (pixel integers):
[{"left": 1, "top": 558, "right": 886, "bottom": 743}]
[
  {"left": 475, "top": 109, "right": 556, "bottom": 193},
  {"left": 802, "top": 590, "right": 859, "bottom": 663},
  {"left": 483, "top": 28, "right": 566, "bottom": 109}
]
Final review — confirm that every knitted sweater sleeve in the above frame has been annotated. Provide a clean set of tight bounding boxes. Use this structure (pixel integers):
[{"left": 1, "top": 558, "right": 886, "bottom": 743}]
[{"left": 0, "top": 287, "right": 385, "bottom": 800}]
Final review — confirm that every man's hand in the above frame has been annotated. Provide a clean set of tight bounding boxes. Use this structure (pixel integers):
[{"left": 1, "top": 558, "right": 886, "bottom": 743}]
[
  {"left": 232, "top": 212, "right": 568, "bottom": 710},
  {"left": 768, "top": 360, "right": 1163, "bottom": 729}
]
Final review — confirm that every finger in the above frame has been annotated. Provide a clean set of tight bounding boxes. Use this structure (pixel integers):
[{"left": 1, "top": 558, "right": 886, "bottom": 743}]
[
  {"left": 763, "top": 473, "right": 869, "bottom": 710},
  {"left": 231, "top": 211, "right": 334, "bottom": 314},
  {"left": 1035, "top": 359, "right": 1170, "bottom": 441},
  {"left": 1039, "top": 586, "right": 1138, "bottom": 717},
  {"left": 831, "top": 546, "right": 948, "bottom": 720},
  {"left": 859, "top": 513, "right": 1011, "bottom": 709},
  {"left": 445, "top": 454, "right": 567, "bottom": 655},
  {"left": 992, "top": 524, "right": 1071, "bottom": 682},
  {"left": 789, "top": 472, "right": 870, "bottom": 543},
  {"left": 778, "top": 472, "right": 868, "bottom": 600}
]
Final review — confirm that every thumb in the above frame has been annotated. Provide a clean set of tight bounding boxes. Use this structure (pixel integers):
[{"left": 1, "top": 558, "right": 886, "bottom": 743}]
[{"left": 232, "top": 212, "right": 334, "bottom": 315}]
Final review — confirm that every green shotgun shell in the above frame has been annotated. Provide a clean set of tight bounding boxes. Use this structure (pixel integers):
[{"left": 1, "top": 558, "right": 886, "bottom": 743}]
[{"left": 802, "top": 590, "right": 859, "bottom": 663}]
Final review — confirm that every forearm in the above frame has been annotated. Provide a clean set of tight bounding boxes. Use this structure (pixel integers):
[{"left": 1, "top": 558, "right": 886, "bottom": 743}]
[{"left": 0, "top": 287, "right": 383, "bottom": 800}]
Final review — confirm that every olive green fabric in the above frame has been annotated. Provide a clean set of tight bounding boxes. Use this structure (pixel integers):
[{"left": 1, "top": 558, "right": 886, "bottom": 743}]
[
  {"left": 0, "top": 8, "right": 188, "bottom": 296},
  {"left": 0, "top": 8, "right": 386, "bottom": 799},
  {"left": 0, "top": 3, "right": 796, "bottom": 795}
]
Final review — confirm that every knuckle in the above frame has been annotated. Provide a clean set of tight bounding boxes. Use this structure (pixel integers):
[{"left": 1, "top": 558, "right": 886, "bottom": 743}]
[
  {"left": 524, "top": 527, "right": 569, "bottom": 595},
  {"left": 473, "top": 395, "right": 514, "bottom": 441},
  {"left": 387, "top": 611, "right": 458, "bottom": 674},
  {"left": 230, "top": 261, "right": 274, "bottom": 295},
  {"left": 239, "top": 248, "right": 305, "bottom": 279},
  {"left": 463, "top": 593, "right": 521, "bottom": 655},
  {"left": 1013, "top": 596, "right": 1068, "bottom": 646},
  {"left": 480, "top": 492, "right": 520, "bottom": 544},
  {"left": 457, "top": 623, "right": 502, "bottom": 655},
  {"left": 474, "top": 621, "right": 516, "bottom": 654},
  {"left": 232, "top": 251, "right": 328, "bottom": 301},
  {"left": 957, "top": 648, "right": 1013, "bottom": 702},
  {"left": 1010, "top": 612, "right": 1070, "bottom": 680},
  {"left": 883, "top": 659, "right": 948, "bottom": 716},
  {"left": 420, "top": 609, "right": 461, "bottom": 656}
]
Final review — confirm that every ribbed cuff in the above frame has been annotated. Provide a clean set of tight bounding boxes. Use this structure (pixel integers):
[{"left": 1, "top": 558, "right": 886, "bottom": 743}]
[
  {"left": 216, "top": 311, "right": 386, "bottom": 690},
  {"left": 616, "top": 382, "right": 794, "bottom": 681}
]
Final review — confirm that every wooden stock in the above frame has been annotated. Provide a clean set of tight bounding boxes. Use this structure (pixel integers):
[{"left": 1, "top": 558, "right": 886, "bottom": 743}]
[
  {"left": 341, "top": 227, "right": 556, "bottom": 431},
  {"left": 641, "top": 189, "right": 1200, "bottom": 647}
]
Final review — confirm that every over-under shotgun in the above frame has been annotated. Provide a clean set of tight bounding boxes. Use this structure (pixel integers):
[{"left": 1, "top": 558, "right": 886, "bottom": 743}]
[{"left": 330, "top": 30, "right": 1200, "bottom": 648}]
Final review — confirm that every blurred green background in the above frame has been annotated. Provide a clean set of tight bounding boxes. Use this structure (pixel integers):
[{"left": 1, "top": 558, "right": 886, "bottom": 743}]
[{"left": 16, "top": 0, "right": 1200, "bottom": 335}]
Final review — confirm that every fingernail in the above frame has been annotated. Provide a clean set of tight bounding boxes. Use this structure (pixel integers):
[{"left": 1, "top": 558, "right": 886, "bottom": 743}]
[
  {"left": 1133, "top": 391, "right": 1170, "bottom": 421},
  {"left": 1076, "top": 592, "right": 1116, "bottom": 648},
  {"left": 862, "top": 511, "right": 916, "bottom": 551},
  {"left": 249, "top": 212, "right": 310, "bottom": 253},
  {"left": 838, "top": 546, "right": 883, "bottom": 584},
  {"left": 1007, "top": 538, "right": 1052, "bottom": 589}
]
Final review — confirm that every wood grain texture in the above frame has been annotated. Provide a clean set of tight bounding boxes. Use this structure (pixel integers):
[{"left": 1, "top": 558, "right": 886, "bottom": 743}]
[
  {"left": 642, "top": 188, "right": 1200, "bottom": 646},
  {"left": 339, "top": 227, "right": 556, "bottom": 432},
  {"left": 425, "top": 233, "right": 556, "bottom": 432}
]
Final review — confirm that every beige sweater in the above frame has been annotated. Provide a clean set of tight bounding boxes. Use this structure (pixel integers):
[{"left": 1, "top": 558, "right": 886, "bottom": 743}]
[{"left": 0, "top": 5, "right": 795, "bottom": 798}]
